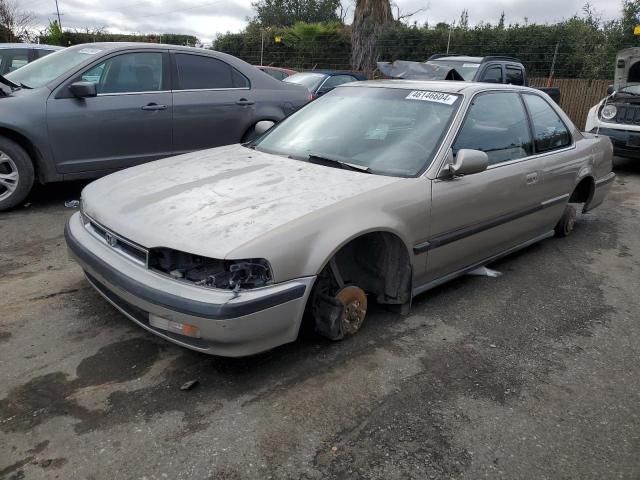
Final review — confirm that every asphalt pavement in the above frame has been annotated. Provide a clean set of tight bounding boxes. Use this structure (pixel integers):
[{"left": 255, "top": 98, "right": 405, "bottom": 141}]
[{"left": 1, "top": 158, "right": 639, "bottom": 480}]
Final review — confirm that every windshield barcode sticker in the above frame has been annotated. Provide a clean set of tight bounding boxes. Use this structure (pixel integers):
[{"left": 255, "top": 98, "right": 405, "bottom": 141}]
[{"left": 405, "top": 91, "right": 458, "bottom": 105}]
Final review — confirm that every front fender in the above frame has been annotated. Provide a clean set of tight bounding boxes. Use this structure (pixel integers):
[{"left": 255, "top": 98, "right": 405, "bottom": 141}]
[{"left": 226, "top": 178, "right": 430, "bottom": 282}]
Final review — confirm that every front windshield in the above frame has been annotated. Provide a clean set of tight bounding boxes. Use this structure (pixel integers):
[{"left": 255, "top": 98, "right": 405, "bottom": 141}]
[
  {"left": 427, "top": 60, "right": 480, "bottom": 81},
  {"left": 253, "top": 86, "right": 461, "bottom": 177},
  {"left": 5, "top": 46, "right": 106, "bottom": 88},
  {"left": 283, "top": 72, "right": 327, "bottom": 90},
  {"left": 617, "top": 83, "right": 640, "bottom": 95}
]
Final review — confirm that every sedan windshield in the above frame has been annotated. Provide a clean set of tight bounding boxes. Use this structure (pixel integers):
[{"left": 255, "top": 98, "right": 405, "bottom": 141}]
[
  {"left": 283, "top": 72, "right": 327, "bottom": 91},
  {"left": 253, "top": 86, "right": 461, "bottom": 177},
  {"left": 5, "top": 46, "right": 106, "bottom": 88}
]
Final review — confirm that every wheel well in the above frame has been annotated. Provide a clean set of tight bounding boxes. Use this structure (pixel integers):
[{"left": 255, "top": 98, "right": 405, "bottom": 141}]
[
  {"left": 0, "top": 128, "right": 42, "bottom": 182},
  {"left": 569, "top": 176, "right": 595, "bottom": 204},
  {"left": 325, "top": 232, "right": 412, "bottom": 305}
]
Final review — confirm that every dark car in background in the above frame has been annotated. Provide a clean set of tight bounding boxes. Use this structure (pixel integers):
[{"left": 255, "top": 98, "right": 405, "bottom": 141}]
[
  {"left": 0, "top": 42, "right": 310, "bottom": 211},
  {"left": 256, "top": 65, "right": 297, "bottom": 80},
  {"left": 0, "top": 43, "right": 63, "bottom": 75},
  {"left": 283, "top": 70, "right": 367, "bottom": 99},
  {"left": 426, "top": 55, "right": 561, "bottom": 103}
]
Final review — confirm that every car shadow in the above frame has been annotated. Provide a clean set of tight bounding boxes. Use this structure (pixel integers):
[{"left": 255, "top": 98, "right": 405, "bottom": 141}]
[{"left": 613, "top": 156, "right": 640, "bottom": 174}]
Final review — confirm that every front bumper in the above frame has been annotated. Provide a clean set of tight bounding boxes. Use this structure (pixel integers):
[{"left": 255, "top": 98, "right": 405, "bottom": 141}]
[
  {"left": 590, "top": 127, "right": 640, "bottom": 159},
  {"left": 65, "top": 213, "right": 315, "bottom": 356}
]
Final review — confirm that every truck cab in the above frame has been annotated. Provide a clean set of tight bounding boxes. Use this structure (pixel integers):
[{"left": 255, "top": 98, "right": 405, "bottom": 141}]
[{"left": 426, "top": 54, "right": 561, "bottom": 103}]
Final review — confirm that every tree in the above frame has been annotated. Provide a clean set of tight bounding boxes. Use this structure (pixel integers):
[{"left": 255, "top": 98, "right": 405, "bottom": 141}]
[
  {"left": 252, "top": 0, "right": 342, "bottom": 27},
  {"left": 351, "top": 0, "right": 393, "bottom": 71},
  {"left": 458, "top": 9, "right": 469, "bottom": 30},
  {"left": 0, "top": 0, "right": 33, "bottom": 42}
]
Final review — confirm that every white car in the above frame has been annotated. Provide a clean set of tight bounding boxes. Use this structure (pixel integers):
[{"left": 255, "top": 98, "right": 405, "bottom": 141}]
[{"left": 586, "top": 83, "right": 640, "bottom": 159}]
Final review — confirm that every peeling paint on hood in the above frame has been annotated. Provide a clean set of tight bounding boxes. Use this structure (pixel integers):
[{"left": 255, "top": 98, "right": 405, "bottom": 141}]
[{"left": 82, "top": 144, "right": 400, "bottom": 259}]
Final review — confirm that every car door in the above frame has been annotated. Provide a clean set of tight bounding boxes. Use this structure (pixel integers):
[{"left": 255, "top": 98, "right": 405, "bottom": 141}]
[
  {"left": 46, "top": 50, "right": 173, "bottom": 174},
  {"left": 425, "top": 91, "right": 551, "bottom": 282},
  {"left": 521, "top": 92, "right": 576, "bottom": 213},
  {"left": 171, "top": 52, "right": 253, "bottom": 154}
]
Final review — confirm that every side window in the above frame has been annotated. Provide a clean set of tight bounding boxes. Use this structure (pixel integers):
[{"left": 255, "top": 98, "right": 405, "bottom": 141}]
[
  {"left": 175, "top": 54, "right": 249, "bottom": 90},
  {"left": 79, "top": 52, "right": 163, "bottom": 94},
  {"left": 522, "top": 94, "right": 571, "bottom": 152},
  {"left": 0, "top": 49, "right": 29, "bottom": 73},
  {"left": 453, "top": 92, "right": 533, "bottom": 165},
  {"left": 505, "top": 66, "right": 524, "bottom": 85},
  {"left": 10, "top": 55, "right": 29, "bottom": 71},
  {"left": 36, "top": 49, "right": 57, "bottom": 59},
  {"left": 321, "top": 74, "right": 357, "bottom": 90},
  {"left": 481, "top": 65, "right": 503, "bottom": 83}
]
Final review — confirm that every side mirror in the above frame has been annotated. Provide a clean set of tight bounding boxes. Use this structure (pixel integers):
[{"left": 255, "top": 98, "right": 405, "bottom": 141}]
[
  {"left": 449, "top": 149, "right": 488, "bottom": 176},
  {"left": 254, "top": 120, "right": 275, "bottom": 136},
  {"left": 69, "top": 81, "right": 97, "bottom": 98},
  {"left": 606, "top": 85, "right": 614, "bottom": 95}
]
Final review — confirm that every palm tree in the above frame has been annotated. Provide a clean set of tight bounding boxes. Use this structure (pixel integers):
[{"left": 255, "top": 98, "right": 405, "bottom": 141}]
[{"left": 351, "top": 0, "right": 393, "bottom": 72}]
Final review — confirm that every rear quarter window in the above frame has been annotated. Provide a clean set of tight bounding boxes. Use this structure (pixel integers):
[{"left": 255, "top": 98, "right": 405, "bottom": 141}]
[{"left": 522, "top": 94, "right": 571, "bottom": 152}]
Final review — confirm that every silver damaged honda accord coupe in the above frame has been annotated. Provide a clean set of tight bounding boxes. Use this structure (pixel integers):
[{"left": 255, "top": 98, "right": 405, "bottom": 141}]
[{"left": 66, "top": 80, "right": 615, "bottom": 356}]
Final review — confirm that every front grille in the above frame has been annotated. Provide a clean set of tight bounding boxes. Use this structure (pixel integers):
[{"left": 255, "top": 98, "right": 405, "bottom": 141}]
[
  {"left": 85, "top": 215, "right": 148, "bottom": 265},
  {"left": 614, "top": 105, "right": 640, "bottom": 125}
]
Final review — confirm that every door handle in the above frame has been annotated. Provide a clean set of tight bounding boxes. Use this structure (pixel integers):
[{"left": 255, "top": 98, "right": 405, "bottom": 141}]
[
  {"left": 525, "top": 172, "right": 538, "bottom": 184},
  {"left": 236, "top": 98, "right": 255, "bottom": 106},
  {"left": 141, "top": 103, "right": 167, "bottom": 111}
]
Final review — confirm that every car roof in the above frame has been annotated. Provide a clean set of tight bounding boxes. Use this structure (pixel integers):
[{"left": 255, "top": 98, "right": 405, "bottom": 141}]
[
  {"left": 0, "top": 43, "right": 64, "bottom": 50},
  {"left": 430, "top": 56, "right": 484, "bottom": 63},
  {"left": 304, "top": 69, "right": 367, "bottom": 78},
  {"left": 429, "top": 55, "right": 523, "bottom": 64},
  {"left": 64, "top": 42, "right": 208, "bottom": 53},
  {"left": 341, "top": 79, "right": 538, "bottom": 94}
]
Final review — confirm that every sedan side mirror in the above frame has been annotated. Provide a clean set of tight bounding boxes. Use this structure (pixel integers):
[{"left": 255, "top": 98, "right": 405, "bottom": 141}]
[
  {"left": 70, "top": 81, "right": 97, "bottom": 98},
  {"left": 606, "top": 85, "right": 614, "bottom": 95},
  {"left": 255, "top": 120, "right": 275, "bottom": 136},
  {"left": 449, "top": 149, "right": 489, "bottom": 176}
]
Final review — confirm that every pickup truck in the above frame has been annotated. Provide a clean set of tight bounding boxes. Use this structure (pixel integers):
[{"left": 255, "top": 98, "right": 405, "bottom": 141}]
[{"left": 378, "top": 54, "right": 561, "bottom": 103}]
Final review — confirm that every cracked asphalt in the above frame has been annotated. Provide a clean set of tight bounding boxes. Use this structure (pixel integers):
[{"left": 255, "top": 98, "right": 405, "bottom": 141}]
[{"left": 1, "top": 157, "right": 639, "bottom": 480}]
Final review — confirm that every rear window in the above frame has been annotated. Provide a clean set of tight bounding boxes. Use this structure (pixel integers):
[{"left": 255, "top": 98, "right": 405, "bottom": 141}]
[
  {"left": 283, "top": 72, "right": 327, "bottom": 91},
  {"left": 427, "top": 60, "right": 480, "bottom": 81}
]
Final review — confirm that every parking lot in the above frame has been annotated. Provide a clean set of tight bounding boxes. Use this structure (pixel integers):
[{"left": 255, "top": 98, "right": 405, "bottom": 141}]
[{"left": 0, "top": 157, "right": 638, "bottom": 480}]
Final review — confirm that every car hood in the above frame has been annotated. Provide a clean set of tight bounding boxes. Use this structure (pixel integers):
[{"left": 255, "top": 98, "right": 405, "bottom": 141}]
[{"left": 83, "top": 144, "right": 400, "bottom": 259}]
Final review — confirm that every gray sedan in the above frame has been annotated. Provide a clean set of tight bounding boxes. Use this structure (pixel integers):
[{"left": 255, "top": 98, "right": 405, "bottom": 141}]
[
  {"left": 66, "top": 81, "right": 614, "bottom": 357},
  {"left": 0, "top": 43, "right": 310, "bottom": 210}
]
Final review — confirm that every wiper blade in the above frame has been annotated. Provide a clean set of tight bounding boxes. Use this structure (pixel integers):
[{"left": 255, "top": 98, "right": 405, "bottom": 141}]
[
  {"left": 19, "top": 82, "right": 32, "bottom": 90},
  {"left": 0, "top": 74, "right": 19, "bottom": 90},
  {"left": 307, "top": 153, "right": 371, "bottom": 173}
]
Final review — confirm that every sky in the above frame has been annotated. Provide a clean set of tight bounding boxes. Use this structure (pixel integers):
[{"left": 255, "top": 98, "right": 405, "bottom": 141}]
[{"left": 20, "top": 0, "right": 622, "bottom": 45}]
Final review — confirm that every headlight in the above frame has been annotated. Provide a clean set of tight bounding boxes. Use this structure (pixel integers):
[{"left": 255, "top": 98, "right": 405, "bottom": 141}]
[
  {"left": 148, "top": 247, "right": 273, "bottom": 290},
  {"left": 600, "top": 104, "right": 617, "bottom": 121}
]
